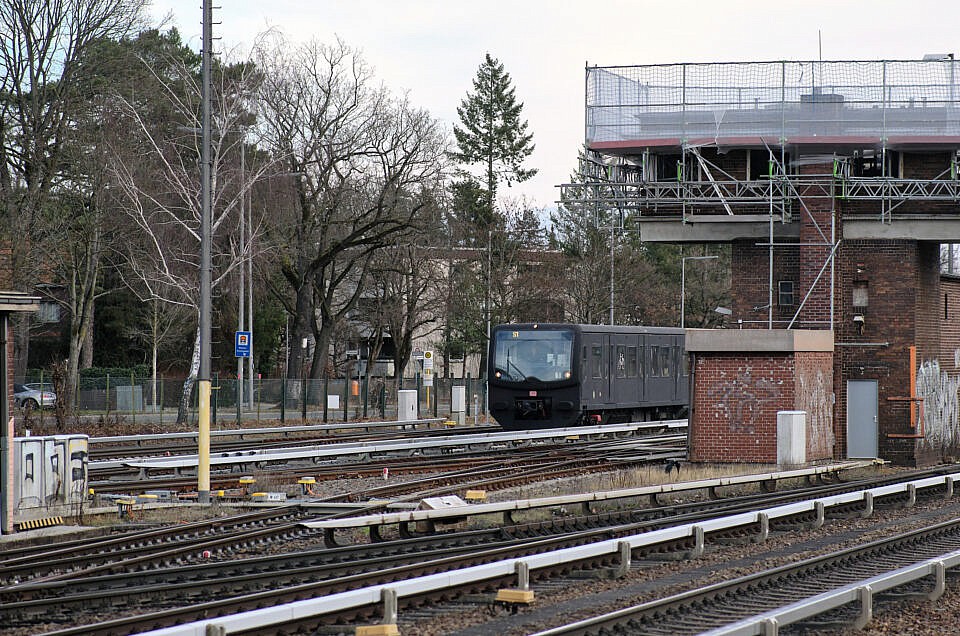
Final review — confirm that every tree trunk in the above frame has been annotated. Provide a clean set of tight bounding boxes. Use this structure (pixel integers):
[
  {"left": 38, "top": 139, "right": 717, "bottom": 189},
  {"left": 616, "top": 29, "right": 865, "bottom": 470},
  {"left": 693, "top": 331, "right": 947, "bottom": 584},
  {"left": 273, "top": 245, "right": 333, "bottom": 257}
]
[
  {"left": 177, "top": 323, "right": 201, "bottom": 425},
  {"left": 81, "top": 302, "right": 94, "bottom": 369}
]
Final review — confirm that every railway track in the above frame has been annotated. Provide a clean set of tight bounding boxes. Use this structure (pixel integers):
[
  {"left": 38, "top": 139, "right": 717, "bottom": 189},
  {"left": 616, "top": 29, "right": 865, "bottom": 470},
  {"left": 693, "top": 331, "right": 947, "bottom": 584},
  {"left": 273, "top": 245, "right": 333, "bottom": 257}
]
[
  {"left": 532, "top": 516, "right": 960, "bottom": 635},
  {"left": 5, "top": 467, "right": 956, "bottom": 634}
]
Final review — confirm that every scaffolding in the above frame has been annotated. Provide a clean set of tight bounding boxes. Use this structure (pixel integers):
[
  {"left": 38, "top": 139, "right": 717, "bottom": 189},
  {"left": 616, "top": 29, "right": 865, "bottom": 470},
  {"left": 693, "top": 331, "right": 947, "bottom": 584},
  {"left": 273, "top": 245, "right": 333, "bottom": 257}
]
[
  {"left": 587, "top": 59, "right": 960, "bottom": 146},
  {"left": 568, "top": 59, "right": 960, "bottom": 331}
]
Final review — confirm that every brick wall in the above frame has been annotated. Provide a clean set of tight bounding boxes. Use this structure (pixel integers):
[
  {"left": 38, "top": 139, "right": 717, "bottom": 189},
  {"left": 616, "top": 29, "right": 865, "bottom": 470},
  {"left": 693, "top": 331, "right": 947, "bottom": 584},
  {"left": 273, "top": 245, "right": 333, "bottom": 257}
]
[
  {"left": 690, "top": 353, "right": 793, "bottom": 462},
  {"left": 795, "top": 350, "right": 835, "bottom": 460},
  {"left": 797, "top": 160, "right": 834, "bottom": 329},
  {"left": 831, "top": 238, "right": 942, "bottom": 465},
  {"left": 940, "top": 277, "right": 960, "bottom": 374},
  {"left": 690, "top": 349, "right": 834, "bottom": 463},
  {"left": 731, "top": 240, "right": 799, "bottom": 327}
]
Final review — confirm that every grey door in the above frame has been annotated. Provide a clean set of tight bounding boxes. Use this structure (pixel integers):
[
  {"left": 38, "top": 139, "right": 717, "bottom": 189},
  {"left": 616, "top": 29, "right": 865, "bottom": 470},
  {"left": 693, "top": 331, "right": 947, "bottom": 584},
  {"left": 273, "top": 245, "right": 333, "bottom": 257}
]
[
  {"left": 847, "top": 380, "right": 878, "bottom": 458},
  {"left": 610, "top": 333, "right": 640, "bottom": 406}
]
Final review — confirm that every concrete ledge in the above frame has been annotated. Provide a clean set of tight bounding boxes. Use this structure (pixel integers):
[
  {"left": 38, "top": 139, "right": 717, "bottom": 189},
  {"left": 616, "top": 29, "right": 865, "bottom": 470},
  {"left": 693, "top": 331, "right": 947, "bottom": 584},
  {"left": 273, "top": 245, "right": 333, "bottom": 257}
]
[
  {"left": 637, "top": 217, "right": 799, "bottom": 242},
  {"left": 844, "top": 217, "right": 960, "bottom": 241},
  {"left": 685, "top": 328, "right": 834, "bottom": 353}
]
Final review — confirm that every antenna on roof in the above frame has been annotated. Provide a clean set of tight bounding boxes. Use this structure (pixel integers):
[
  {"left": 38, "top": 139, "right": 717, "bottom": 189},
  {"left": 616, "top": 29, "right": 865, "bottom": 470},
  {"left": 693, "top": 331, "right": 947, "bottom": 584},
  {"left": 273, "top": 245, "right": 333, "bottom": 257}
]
[{"left": 818, "top": 29, "right": 822, "bottom": 62}]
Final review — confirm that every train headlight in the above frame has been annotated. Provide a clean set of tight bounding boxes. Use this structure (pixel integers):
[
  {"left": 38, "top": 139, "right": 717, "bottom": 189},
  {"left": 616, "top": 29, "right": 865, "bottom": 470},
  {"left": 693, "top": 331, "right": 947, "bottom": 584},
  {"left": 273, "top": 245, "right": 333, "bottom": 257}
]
[
  {"left": 495, "top": 370, "right": 502, "bottom": 378},
  {"left": 564, "top": 371, "right": 571, "bottom": 379}
]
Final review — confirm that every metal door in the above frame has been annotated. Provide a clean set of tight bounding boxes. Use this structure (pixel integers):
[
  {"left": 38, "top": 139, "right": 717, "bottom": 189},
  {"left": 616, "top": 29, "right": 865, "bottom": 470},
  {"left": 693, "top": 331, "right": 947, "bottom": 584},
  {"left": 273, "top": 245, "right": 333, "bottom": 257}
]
[
  {"left": 582, "top": 333, "right": 609, "bottom": 404},
  {"left": 610, "top": 333, "right": 640, "bottom": 406},
  {"left": 645, "top": 335, "right": 674, "bottom": 406},
  {"left": 846, "top": 380, "right": 878, "bottom": 458}
]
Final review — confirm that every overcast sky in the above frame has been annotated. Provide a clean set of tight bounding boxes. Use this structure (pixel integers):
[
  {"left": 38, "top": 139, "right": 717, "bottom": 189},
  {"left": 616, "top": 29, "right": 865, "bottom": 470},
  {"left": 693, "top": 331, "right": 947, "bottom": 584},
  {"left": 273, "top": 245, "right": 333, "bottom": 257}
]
[{"left": 149, "top": 0, "right": 960, "bottom": 211}]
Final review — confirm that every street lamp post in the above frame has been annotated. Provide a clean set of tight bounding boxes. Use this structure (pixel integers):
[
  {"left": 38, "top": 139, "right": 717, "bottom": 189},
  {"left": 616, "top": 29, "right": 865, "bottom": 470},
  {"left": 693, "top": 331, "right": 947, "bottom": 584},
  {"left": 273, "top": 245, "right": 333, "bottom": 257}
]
[{"left": 681, "top": 255, "right": 719, "bottom": 328}]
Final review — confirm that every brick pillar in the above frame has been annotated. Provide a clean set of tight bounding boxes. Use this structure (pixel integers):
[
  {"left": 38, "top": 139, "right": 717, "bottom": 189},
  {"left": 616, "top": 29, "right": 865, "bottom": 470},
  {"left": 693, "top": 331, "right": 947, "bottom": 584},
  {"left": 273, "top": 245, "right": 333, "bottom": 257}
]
[{"left": 797, "top": 161, "right": 835, "bottom": 329}]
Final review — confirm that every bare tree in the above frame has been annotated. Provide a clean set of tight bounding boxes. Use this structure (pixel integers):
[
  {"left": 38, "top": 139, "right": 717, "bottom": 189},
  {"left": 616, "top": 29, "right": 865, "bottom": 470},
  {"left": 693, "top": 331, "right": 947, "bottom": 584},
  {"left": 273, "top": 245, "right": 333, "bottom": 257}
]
[
  {"left": 0, "top": 0, "right": 147, "bottom": 377},
  {"left": 254, "top": 35, "right": 447, "bottom": 380},
  {"left": 107, "top": 43, "right": 270, "bottom": 423}
]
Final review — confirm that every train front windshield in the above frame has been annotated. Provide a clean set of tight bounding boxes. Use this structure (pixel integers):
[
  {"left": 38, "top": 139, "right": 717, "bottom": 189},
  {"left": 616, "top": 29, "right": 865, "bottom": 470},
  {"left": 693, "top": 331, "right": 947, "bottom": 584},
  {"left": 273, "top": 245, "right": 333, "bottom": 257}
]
[{"left": 492, "top": 328, "right": 574, "bottom": 382}]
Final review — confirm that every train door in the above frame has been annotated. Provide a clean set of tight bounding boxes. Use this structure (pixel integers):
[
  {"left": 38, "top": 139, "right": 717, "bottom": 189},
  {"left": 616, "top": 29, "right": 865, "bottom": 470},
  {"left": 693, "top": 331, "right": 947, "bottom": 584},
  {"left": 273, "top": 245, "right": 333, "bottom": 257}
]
[
  {"left": 646, "top": 334, "right": 674, "bottom": 407},
  {"left": 581, "top": 332, "right": 609, "bottom": 404},
  {"left": 672, "top": 336, "right": 687, "bottom": 403},
  {"left": 610, "top": 333, "right": 640, "bottom": 406}
]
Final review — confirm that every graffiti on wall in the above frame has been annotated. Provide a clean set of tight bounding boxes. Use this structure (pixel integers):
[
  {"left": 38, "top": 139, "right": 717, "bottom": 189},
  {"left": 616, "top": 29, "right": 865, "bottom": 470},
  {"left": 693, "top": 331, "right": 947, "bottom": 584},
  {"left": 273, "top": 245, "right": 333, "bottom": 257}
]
[
  {"left": 917, "top": 359, "right": 960, "bottom": 448},
  {"left": 797, "top": 368, "right": 835, "bottom": 457},
  {"left": 704, "top": 369, "right": 782, "bottom": 435}
]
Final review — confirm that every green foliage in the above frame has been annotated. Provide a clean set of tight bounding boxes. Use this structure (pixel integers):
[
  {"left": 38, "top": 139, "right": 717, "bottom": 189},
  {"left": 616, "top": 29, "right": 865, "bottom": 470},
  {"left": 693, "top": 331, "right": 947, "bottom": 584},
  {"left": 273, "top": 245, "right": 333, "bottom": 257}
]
[{"left": 452, "top": 53, "right": 536, "bottom": 212}]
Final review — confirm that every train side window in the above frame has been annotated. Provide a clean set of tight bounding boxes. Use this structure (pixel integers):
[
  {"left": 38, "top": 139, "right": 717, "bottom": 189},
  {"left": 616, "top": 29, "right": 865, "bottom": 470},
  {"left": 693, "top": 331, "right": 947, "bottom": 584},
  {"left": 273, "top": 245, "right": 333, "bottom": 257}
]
[
  {"left": 650, "top": 346, "right": 660, "bottom": 377},
  {"left": 626, "top": 346, "right": 638, "bottom": 378},
  {"left": 615, "top": 345, "right": 626, "bottom": 378},
  {"left": 638, "top": 346, "right": 645, "bottom": 377},
  {"left": 660, "top": 348, "right": 671, "bottom": 377},
  {"left": 24, "top": 452, "right": 33, "bottom": 481},
  {"left": 591, "top": 346, "right": 603, "bottom": 378}
]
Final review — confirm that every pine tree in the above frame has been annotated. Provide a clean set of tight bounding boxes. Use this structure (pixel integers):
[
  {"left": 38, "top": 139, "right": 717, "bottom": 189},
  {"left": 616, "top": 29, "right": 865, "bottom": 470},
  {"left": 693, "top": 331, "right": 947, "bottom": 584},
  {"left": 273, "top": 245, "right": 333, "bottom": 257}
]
[{"left": 452, "top": 53, "right": 536, "bottom": 223}]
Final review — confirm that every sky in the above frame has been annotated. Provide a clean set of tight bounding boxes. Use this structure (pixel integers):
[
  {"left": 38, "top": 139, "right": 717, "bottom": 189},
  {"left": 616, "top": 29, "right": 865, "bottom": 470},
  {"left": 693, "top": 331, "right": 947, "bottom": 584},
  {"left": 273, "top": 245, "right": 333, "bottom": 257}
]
[{"left": 149, "top": 0, "right": 960, "bottom": 211}]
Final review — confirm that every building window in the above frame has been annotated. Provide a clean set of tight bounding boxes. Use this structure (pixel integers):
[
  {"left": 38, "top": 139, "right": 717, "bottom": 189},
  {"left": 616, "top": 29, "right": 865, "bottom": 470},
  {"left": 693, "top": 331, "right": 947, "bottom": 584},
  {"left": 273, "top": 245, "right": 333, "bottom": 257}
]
[
  {"left": 853, "top": 281, "right": 869, "bottom": 308},
  {"left": 778, "top": 281, "right": 795, "bottom": 307},
  {"left": 38, "top": 302, "right": 60, "bottom": 323}
]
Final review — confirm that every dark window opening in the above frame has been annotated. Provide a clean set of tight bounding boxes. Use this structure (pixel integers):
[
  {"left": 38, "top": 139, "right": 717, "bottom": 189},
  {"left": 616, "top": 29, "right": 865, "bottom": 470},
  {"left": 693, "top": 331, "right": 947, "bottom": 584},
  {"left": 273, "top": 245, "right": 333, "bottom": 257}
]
[
  {"left": 851, "top": 150, "right": 900, "bottom": 178},
  {"left": 656, "top": 154, "right": 683, "bottom": 181},
  {"left": 660, "top": 347, "right": 671, "bottom": 377},
  {"left": 779, "top": 280, "right": 795, "bottom": 307}
]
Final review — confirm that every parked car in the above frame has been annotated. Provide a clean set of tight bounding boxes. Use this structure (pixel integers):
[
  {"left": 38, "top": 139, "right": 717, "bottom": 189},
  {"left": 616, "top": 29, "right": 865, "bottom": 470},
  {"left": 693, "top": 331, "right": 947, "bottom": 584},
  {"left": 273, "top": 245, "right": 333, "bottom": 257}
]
[{"left": 14, "top": 383, "right": 57, "bottom": 409}]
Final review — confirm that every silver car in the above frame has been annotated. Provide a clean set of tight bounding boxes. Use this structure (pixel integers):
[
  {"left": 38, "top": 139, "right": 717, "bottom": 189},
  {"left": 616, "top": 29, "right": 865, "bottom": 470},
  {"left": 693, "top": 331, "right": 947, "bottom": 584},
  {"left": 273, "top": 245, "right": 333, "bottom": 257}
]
[{"left": 14, "top": 383, "right": 57, "bottom": 409}]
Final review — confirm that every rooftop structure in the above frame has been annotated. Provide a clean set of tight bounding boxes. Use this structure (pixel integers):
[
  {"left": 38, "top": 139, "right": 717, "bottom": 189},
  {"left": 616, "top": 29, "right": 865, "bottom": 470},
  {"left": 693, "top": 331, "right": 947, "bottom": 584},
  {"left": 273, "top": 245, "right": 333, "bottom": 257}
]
[
  {"left": 570, "top": 59, "right": 960, "bottom": 236},
  {"left": 587, "top": 59, "right": 960, "bottom": 149}
]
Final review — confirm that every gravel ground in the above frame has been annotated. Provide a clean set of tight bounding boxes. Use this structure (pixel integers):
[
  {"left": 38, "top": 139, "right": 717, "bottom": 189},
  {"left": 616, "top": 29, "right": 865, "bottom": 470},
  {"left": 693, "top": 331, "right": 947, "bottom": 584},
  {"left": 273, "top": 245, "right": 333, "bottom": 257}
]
[{"left": 398, "top": 493, "right": 960, "bottom": 636}]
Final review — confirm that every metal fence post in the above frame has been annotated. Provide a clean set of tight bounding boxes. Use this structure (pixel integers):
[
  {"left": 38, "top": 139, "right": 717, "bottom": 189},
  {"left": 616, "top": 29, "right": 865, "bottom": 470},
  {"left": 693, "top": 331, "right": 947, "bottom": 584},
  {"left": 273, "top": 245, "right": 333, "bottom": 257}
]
[
  {"left": 362, "top": 375, "right": 368, "bottom": 418},
  {"left": 130, "top": 371, "right": 135, "bottom": 426},
  {"left": 301, "top": 377, "right": 308, "bottom": 423},
  {"left": 280, "top": 376, "right": 286, "bottom": 423}
]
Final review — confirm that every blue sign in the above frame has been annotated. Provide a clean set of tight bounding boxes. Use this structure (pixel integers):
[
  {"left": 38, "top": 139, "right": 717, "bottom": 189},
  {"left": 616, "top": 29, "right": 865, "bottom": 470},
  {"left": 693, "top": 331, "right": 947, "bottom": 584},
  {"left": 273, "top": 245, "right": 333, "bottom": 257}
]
[{"left": 235, "top": 331, "right": 251, "bottom": 358}]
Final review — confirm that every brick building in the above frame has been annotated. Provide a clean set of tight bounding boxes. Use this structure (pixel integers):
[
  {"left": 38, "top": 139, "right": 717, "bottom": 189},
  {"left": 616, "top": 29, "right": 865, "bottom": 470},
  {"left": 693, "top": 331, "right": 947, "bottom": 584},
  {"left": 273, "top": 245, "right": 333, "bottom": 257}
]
[{"left": 570, "top": 58, "right": 960, "bottom": 465}]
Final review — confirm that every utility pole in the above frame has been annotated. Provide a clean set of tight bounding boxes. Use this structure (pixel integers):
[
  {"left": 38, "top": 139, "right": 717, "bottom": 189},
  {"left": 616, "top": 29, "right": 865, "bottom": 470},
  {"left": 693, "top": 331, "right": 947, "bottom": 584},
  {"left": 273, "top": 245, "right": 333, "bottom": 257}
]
[{"left": 197, "top": 0, "right": 213, "bottom": 504}]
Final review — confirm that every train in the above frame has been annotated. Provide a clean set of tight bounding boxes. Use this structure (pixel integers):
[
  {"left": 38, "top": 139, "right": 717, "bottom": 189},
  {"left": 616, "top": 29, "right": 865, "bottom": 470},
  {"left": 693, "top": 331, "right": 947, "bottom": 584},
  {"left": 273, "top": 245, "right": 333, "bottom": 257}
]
[{"left": 487, "top": 323, "right": 688, "bottom": 430}]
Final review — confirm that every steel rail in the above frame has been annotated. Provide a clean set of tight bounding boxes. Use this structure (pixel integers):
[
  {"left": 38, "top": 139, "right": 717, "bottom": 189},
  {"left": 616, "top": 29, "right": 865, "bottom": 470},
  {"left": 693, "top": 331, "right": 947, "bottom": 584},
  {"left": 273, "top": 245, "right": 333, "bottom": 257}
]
[
  {"left": 531, "top": 517, "right": 960, "bottom": 635},
  {"left": 38, "top": 471, "right": 960, "bottom": 635}
]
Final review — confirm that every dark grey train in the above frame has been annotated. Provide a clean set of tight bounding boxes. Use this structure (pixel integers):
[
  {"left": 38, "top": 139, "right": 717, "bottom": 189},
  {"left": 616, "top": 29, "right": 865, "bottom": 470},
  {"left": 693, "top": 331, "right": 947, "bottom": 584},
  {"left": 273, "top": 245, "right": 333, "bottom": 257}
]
[{"left": 487, "top": 323, "right": 688, "bottom": 430}]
